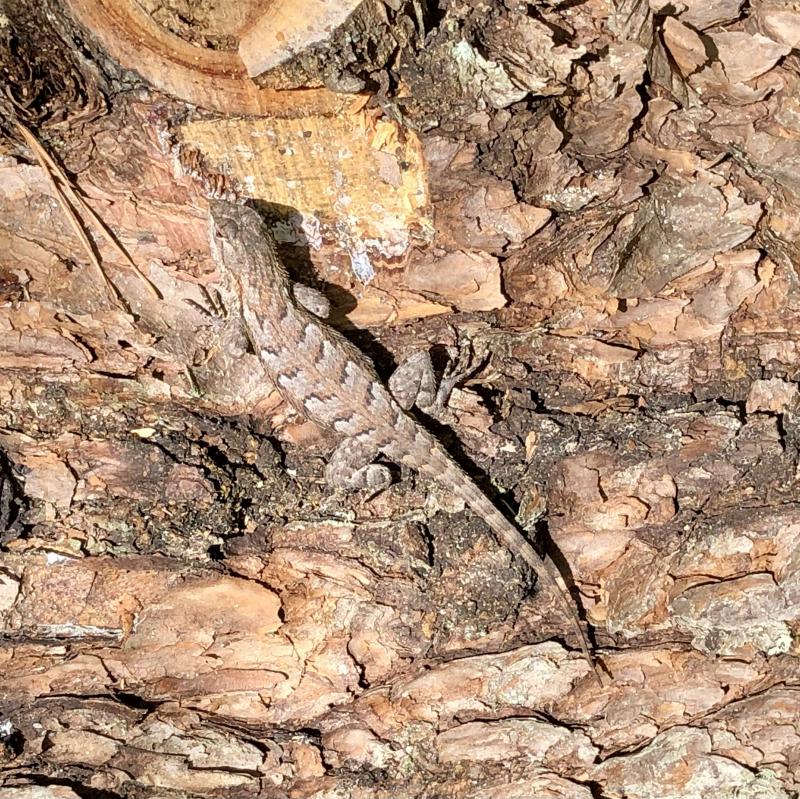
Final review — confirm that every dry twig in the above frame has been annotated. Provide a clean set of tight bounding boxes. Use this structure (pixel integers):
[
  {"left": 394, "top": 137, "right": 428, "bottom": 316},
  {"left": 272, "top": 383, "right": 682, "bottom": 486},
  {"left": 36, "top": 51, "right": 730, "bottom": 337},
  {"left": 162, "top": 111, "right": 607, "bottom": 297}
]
[{"left": 14, "top": 120, "right": 162, "bottom": 302}]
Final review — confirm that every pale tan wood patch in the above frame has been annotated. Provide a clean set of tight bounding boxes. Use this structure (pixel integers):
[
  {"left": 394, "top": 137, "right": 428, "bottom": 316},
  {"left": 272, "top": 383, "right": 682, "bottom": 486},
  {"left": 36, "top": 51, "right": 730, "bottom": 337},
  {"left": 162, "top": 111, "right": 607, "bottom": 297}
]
[{"left": 178, "top": 112, "right": 431, "bottom": 260}]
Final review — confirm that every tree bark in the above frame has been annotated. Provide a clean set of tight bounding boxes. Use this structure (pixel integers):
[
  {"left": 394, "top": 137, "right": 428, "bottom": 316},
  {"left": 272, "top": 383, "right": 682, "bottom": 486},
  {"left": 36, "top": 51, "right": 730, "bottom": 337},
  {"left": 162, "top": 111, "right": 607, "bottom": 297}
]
[{"left": 1, "top": 1, "right": 799, "bottom": 797}]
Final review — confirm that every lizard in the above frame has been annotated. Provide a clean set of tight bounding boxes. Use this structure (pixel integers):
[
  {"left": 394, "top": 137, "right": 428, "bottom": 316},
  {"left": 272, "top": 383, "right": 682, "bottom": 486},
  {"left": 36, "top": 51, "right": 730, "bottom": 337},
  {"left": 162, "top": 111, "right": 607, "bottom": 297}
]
[{"left": 207, "top": 199, "right": 599, "bottom": 679}]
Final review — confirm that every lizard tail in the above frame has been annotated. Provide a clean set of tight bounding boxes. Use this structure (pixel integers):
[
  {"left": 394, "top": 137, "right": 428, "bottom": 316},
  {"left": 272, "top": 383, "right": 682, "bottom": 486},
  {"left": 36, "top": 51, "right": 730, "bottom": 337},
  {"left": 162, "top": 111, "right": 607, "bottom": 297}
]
[{"left": 417, "top": 441, "right": 600, "bottom": 680}]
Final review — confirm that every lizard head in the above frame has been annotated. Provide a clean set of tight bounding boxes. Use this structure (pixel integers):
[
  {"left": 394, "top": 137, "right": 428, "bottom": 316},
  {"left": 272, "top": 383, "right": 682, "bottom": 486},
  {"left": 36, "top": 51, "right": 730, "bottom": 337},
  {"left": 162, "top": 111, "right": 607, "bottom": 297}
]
[
  {"left": 208, "top": 199, "right": 245, "bottom": 251},
  {"left": 207, "top": 199, "right": 262, "bottom": 271},
  {"left": 207, "top": 199, "right": 288, "bottom": 288}
]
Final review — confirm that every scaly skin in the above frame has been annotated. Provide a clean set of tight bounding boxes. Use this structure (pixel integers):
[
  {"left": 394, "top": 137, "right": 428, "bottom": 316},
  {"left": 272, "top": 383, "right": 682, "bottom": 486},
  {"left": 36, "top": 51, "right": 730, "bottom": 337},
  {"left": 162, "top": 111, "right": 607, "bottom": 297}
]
[{"left": 208, "top": 199, "right": 598, "bottom": 678}]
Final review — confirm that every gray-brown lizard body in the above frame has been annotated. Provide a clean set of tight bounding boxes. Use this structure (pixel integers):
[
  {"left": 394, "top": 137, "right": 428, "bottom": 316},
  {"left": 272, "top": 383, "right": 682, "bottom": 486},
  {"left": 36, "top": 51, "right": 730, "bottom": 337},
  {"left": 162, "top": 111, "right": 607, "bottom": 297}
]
[{"left": 208, "top": 200, "right": 597, "bottom": 676}]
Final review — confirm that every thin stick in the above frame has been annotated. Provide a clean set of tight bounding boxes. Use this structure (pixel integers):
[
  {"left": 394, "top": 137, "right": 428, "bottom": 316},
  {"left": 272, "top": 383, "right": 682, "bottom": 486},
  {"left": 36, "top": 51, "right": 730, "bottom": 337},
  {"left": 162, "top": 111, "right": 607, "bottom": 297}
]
[
  {"left": 67, "top": 186, "right": 162, "bottom": 300},
  {"left": 15, "top": 122, "right": 124, "bottom": 307},
  {"left": 14, "top": 121, "right": 161, "bottom": 300}
]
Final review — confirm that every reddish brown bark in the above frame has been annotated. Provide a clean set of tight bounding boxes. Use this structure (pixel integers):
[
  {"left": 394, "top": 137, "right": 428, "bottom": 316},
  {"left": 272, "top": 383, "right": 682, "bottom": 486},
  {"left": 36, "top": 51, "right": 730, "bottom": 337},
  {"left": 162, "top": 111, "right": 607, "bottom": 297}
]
[{"left": 1, "top": 1, "right": 799, "bottom": 797}]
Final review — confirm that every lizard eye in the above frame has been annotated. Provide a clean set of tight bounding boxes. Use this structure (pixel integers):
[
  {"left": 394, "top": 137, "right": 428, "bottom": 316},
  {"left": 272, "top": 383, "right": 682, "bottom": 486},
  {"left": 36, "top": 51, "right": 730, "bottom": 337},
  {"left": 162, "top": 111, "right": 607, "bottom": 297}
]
[{"left": 213, "top": 217, "right": 238, "bottom": 242}]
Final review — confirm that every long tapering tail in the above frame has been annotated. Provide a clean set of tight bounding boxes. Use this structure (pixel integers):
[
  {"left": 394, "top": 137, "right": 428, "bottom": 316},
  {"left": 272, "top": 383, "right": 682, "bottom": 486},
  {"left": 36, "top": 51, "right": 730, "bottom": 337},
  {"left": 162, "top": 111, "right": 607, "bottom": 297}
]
[{"left": 418, "top": 442, "right": 599, "bottom": 680}]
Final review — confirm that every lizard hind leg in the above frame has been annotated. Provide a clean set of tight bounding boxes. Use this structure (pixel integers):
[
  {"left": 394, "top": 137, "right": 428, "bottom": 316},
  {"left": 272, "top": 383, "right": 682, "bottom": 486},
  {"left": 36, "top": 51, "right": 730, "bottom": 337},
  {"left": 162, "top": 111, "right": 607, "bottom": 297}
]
[
  {"left": 325, "top": 432, "right": 392, "bottom": 498},
  {"left": 388, "top": 351, "right": 438, "bottom": 411},
  {"left": 389, "top": 342, "right": 481, "bottom": 422}
]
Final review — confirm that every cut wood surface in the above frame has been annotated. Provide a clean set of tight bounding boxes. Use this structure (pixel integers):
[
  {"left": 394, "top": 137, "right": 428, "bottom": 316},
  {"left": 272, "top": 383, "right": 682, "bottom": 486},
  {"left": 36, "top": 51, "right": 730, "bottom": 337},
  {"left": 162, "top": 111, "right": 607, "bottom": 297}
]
[
  {"left": 62, "top": 0, "right": 350, "bottom": 115},
  {"left": 1, "top": 0, "right": 800, "bottom": 797},
  {"left": 238, "top": 0, "right": 366, "bottom": 77}
]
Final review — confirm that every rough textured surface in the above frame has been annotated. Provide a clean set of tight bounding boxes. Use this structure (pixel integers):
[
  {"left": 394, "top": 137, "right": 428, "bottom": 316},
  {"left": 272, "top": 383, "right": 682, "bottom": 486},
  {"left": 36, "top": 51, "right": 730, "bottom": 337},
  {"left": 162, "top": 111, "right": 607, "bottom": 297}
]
[
  {"left": 207, "top": 200, "right": 595, "bottom": 676},
  {"left": 2, "top": 0, "right": 800, "bottom": 797}
]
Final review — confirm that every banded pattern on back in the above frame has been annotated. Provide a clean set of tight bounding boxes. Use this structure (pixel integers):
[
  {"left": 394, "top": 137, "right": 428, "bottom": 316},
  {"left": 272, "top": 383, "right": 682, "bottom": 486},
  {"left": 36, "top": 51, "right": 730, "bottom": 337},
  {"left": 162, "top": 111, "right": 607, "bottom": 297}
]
[{"left": 207, "top": 199, "right": 598, "bottom": 680}]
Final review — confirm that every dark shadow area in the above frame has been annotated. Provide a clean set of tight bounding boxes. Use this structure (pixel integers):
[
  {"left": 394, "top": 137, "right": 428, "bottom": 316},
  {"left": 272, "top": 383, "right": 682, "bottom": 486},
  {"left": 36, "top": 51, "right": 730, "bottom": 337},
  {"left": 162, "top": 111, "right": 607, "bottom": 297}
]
[
  {"left": 245, "top": 200, "right": 591, "bottom": 637},
  {"left": 250, "top": 198, "right": 402, "bottom": 378},
  {"left": 0, "top": 449, "right": 26, "bottom": 547}
]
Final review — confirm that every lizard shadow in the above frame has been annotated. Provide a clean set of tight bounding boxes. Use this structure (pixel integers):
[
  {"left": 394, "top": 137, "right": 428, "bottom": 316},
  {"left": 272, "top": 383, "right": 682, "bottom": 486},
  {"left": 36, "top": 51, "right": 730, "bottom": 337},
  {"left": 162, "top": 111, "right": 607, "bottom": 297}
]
[
  {"left": 250, "top": 201, "right": 592, "bottom": 636},
  {"left": 255, "top": 201, "right": 480, "bottom": 472},
  {"left": 251, "top": 200, "right": 402, "bottom": 375}
]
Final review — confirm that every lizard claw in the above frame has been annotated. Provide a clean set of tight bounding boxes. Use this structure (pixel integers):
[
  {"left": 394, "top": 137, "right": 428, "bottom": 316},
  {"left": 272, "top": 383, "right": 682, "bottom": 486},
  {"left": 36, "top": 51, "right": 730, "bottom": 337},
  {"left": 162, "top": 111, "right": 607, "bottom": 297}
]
[
  {"left": 434, "top": 332, "right": 489, "bottom": 412},
  {"left": 182, "top": 284, "right": 231, "bottom": 320}
]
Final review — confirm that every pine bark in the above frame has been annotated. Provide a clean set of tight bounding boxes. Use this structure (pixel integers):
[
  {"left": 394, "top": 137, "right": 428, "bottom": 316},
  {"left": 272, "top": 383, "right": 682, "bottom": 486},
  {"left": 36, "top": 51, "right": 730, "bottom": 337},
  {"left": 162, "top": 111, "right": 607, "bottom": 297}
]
[{"left": 1, "top": 1, "right": 799, "bottom": 797}]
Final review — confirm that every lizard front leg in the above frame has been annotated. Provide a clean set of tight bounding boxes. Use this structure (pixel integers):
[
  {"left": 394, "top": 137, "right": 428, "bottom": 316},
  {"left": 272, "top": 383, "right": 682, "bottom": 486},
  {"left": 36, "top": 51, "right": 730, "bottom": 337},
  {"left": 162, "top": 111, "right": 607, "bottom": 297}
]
[
  {"left": 293, "top": 284, "right": 330, "bottom": 318},
  {"left": 325, "top": 431, "right": 392, "bottom": 496}
]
